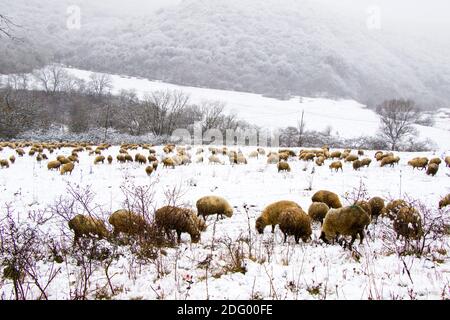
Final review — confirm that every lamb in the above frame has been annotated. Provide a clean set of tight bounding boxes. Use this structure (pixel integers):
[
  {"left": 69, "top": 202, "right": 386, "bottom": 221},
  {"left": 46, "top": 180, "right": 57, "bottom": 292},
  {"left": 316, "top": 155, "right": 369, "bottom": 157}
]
[
  {"left": 163, "top": 157, "right": 176, "bottom": 168},
  {"left": 308, "top": 202, "right": 329, "bottom": 225},
  {"left": 0, "top": 159, "right": 9, "bottom": 168},
  {"left": 255, "top": 200, "right": 301, "bottom": 234},
  {"left": 438, "top": 194, "right": 450, "bottom": 209},
  {"left": 426, "top": 163, "right": 439, "bottom": 176},
  {"left": 94, "top": 155, "right": 105, "bottom": 164},
  {"left": 277, "top": 161, "right": 291, "bottom": 172},
  {"left": 393, "top": 207, "right": 423, "bottom": 240},
  {"left": 278, "top": 207, "right": 312, "bottom": 244},
  {"left": 145, "top": 166, "right": 154, "bottom": 176},
  {"left": 429, "top": 158, "right": 441, "bottom": 166},
  {"left": 320, "top": 205, "right": 370, "bottom": 248},
  {"left": 311, "top": 190, "right": 342, "bottom": 209},
  {"left": 196, "top": 196, "right": 233, "bottom": 220},
  {"left": 68, "top": 214, "right": 109, "bottom": 243},
  {"left": 109, "top": 209, "right": 149, "bottom": 237},
  {"left": 60, "top": 162, "right": 75, "bottom": 175},
  {"left": 155, "top": 206, "right": 206, "bottom": 243},
  {"left": 47, "top": 160, "right": 61, "bottom": 171},
  {"left": 408, "top": 157, "right": 428, "bottom": 170},
  {"left": 368, "top": 196, "right": 385, "bottom": 221},
  {"left": 329, "top": 161, "right": 343, "bottom": 172}
]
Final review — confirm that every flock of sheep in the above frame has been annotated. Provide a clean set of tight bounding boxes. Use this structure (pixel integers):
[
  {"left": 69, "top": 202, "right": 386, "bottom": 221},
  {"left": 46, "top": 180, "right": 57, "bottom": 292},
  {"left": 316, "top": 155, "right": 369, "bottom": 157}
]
[{"left": 0, "top": 141, "right": 449, "bottom": 250}]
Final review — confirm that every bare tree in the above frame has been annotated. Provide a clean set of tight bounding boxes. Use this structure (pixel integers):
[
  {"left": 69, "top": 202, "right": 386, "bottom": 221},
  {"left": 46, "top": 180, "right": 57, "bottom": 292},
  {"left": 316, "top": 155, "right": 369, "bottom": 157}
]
[
  {"left": 0, "top": 14, "right": 18, "bottom": 39},
  {"left": 33, "top": 65, "right": 71, "bottom": 94},
  {"left": 88, "top": 73, "right": 113, "bottom": 97},
  {"left": 198, "top": 100, "right": 226, "bottom": 131},
  {"left": 377, "top": 99, "right": 419, "bottom": 151}
]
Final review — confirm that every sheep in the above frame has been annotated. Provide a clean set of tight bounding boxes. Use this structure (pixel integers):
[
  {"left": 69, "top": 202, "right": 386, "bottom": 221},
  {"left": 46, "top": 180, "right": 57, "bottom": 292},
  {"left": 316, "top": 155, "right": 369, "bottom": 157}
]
[
  {"left": 109, "top": 210, "right": 149, "bottom": 237},
  {"left": 311, "top": 190, "right": 342, "bottom": 209},
  {"left": 124, "top": 154, "right": 133, "bottom": 162},
  {"left": 256, "top": 200, "right": 301, "bottom": 234},
  {"left": 68, "top": 214, "right": 109, "bottom": 243},
  {"left": 145, "top": 166, "right": 153, "bottom": 176},
  {"left": 385, "top": 199, "right": 408, "bottom": 220},
  {"left": 320, "top": 205, "right": 370, "bottom": 248},
  {"left": 352, "top": 160, "right": 362, "bottom": 171},
  {"left": 345, "top": 154, "right": 358, "bottom": 162},
  {"left": 155, "top": 206, "right": 205, "bottom": 243},
  {"left": 308, "top": 202, "right": 329, "bottom": 225},
  {"left": 408, "top": 157, "right": 428, "bottom": 170},
  {"left": 277, "top": 161, "right": 291, "bottom": 172},
  {"left": 68, "top": 155, "right": 79, "bottom": 163},
  {"left": 279, "top": 149, "right": 296, "bottom": 157},
  {"left": 267, "top": 154, "right": 279, "bottom": 164},
  {"left": 249, "top": 151, "right": 259, "bottom": 158},
  {"left": 439, "top": 194, "right": 450, "bottom": 209},
  {"left": 196, "top": 196, "right": 233, "bottom": 220},
  {"left": 360, "top": 158, "right": 372, "bottom": 167},
  {"left": 16, "top": 148, "right": 25, "bottom": 157},
  {"left": 278, "top": 207, "right": 312, "bottom": 244},
  {"left": 47, "top": 160, "right": 61, "bottom": 171},
  {"left": 0, "top": 159, "right": 9, "bottom": 168},
  {"left": 315, "top": 156, "right": 325, "bottom": 166},
  {"left": 60, "top": 162, "right": 75, "bottom": 175},
  {"left": 393, "top": 207, "right": 423, "bottom": 240},
  {"left": 374, "top": 151, "right": 383, "bottom": 159},
  {"left": 257, "top": 147, "right": 266, "bottom": 155},
  {"left": 355, "top": 200, "right": 371, "bottom": 217},
  {"left": 94, "top": 155, "right": 105, "bottom": 164},
  {"left": 9, "top": 155, "right": 15, "bottom": 164},
  {"left": 107, "top": 155, "right": 113, "bottom": 164},
  {"left": 148, "top": 155, "right": 157, "bottom": 162},
  {"left": 445, "top": 156, "right": 450, "bottom": 168},
  {"left": 358, "top": 150, "right": 364, "bottom": 156},
  {"left": 329, "top": 161, "right": 343, "bottom": 172},
  {"left": 163, "top": 157, "right": 176, "bottom": 168},
  {"left": 135, "top": 154, "right": 147, "bottom": 164},
  {"left": 368, "top": 196, "right": 385, "bottom": 221},
  {"left": 152, "top": 161, "right": 158, "bottom": 170},
  {"left": 36, "top": 154, "right": 43, "bottom": 162},
  {"left": 208, "top": 155, "right": 223, "bottom": 165},
  {"left": 429, "top": 158, "right": 441, "bottom": 166},
  {"left": 301, "top": 153, "right": 315, "bottom": 161},
  {"left": 116, "top": 154, "right": 126, "bottom": 163},
  {"left": 426, "top": 163, "right": 439, "bottom": 176},
  {"left": 381, "top": 155, "right": 400, "bottom": 167},
  {"left": 330, "top": 151, "right": 341, "bottom": 159}
]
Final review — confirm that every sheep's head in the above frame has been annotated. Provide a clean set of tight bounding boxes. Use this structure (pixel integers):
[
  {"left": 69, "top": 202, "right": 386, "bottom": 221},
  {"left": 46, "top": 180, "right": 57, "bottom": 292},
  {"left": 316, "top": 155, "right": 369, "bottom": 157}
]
[
  {"left": 255, "top": 217, "right": 265, "bottom": 234},
  {"left": 190, "top": 231, "right": 201, "bottom": 243},
  {"left": 224, "top": 206, "right": 233, "bottom": 218}
]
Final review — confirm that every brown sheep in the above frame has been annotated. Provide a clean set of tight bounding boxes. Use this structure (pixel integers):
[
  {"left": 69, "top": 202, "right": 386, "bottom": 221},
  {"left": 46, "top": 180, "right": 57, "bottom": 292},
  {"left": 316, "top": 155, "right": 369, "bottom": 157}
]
[
  {"left": 329, "top": 161, "right": 343, "bottom": 172},
  {"left": 426, "top": 163, "right": 439, "bottom": 176},
  {"left": 368, "top": 197, "right": 385, "bottom": 221},
  {"left": 68, "top": 214, "right": 109, "bottom": 243},
  {"left": 279, "top": 207, "right": 312, "bottom": 244},
  {"left": 374, "top": 151, "right": 383, "bottom": 159},
  {"left": 393, "top": 207, "right": 423, "bottom": 240},
  {"left": 9, "top": 155, "right": 15, "bottom": 164},
  {"left": 68, "top": 155, "right": 79, "bottom": 163},
  {"left": 148, "top": 155, "right": 157, "bottom": 162},
  {"left": 330, "top": 151, "right": 341, "bottom": 159},
  {"left": 60, "top": 162, "right": 75, "bottom": 175},
  {"left": 311, "top": 190, "right": 342, "bottom": 209},
  {"left": 155, "top": 206, "right": 205, "bottom": 243},
  {"left": 358, "top": 150, "right": 364, "bottom": 156},
  {"left": 308, "top": 202, "right": 329, "bottom": 225},
  {"left": 408, "top": 157, "right": 428, "bottom": 170},
  {"left": 360, "top": 158, "right": 372, "bottom": 167},
  {"left": 117, "top": 154, "right": 126, "bottom": 163},
  {"left": 163, "top": 157, "right": 176, "bottom": 168},
  {"left": 429, "top": 158, "right": 441, "bottom": 166},
  {"left": 439, "top": 194, "right": 450, "bottom": 209},
  {"left": 47, "top": 160, "right": 61, "bottom": 171},
  {"left": 107, "top": 155, "right": 113, "bottom": 164},
  {"left": 257, "top": 147, "right": 266, "bottom": 155},
  {"left": 145, "top": 166, "right": 154, "bottom": 176},
  {"left": 315, "top": 156, "right": 325, "bottom": 166},
  {"left": 345, "top": 154, "right": 358, "bottom": 162},
  {"left": 16, "top": 148, "right": 25, "bottom": 157},
  {"left": 385, "top": 199, "right": 408, "bottom": 220},
  {"left": 109, "top": 210, "right": 149, "bottom": 237},
  {"left": 124, "top": 154, "right": 133, "bottom": 162},
  {"left": 277, "top": 161, "right": 291, "bottom": 172},
  {"left": 256, "top": 200, "right": 301, "bottom": 234},
  {"left": 249, "top": 151, "right": 259, "bottom": 158},
  {"left": 355, "top": 200, "right": 371, "bottom": 217},
  {"left": 320, "top": 205, "right": 370, "bottom": 248},
  {"left": 352, "top": 160, "right": 362, "bottom": 171},
  {"left": 0, "top": 159, "right": 9, "bottom": 168},
  {"left": 152, "top": 161, "right": 158, "bottom": 170},
  {"left": 196, "top": 196, "right": 233, "bottom": 220},
  {"left": 267, "top": 154, "right": 279, "bottom": 164},
  {"left": 94, "top": 155, "right": 105, "bottom": 164},
  {"left": 36, "top": 154, "right": 43, "bottom": 162},
  {"left": 135, "top": 154, "right": 147, "bottom": 164},
  {"left": 445, "top": 156, "right": 450, "bottom": 168},
  {"left": 381, "top": 156, "right": 400, "bottom": 167}
]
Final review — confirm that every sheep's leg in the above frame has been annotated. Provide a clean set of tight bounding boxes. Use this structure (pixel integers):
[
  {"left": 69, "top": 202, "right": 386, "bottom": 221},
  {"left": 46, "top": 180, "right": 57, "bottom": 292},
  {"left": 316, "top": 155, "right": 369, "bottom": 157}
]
[
  {"left": 176, "top": 231, "right": 182, "bottom": 243},
  {"left": 358, "top": 230, "right": 365, "bottom": 244},
  {"left": 271, "top": 225, "right": 275, "bottom": 233},
  {"left": 294, "top": 235, "right": 300, "bottom": 244},
  {"left": 283, "top": 233, "right": 287, "bottom": 243},
  {"left": 349, "top": 234, "right": 357, "bottom": 248}
]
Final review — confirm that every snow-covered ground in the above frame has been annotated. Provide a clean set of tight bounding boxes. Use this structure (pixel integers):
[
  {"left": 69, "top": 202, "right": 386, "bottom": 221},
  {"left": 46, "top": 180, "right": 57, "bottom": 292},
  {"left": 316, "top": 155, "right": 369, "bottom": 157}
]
[
  {"left": 0, "top": 145, "right": 449, "bottom": 300},
  {"left": 2, "top": 67, "right": 450, "bottom": 150}
]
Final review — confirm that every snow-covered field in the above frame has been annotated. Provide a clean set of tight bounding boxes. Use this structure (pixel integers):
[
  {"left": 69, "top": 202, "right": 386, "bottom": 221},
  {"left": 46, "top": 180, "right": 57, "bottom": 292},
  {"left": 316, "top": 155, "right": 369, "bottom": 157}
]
[{"left": 0, "top": 144, "right": 449, "bottom": 300}]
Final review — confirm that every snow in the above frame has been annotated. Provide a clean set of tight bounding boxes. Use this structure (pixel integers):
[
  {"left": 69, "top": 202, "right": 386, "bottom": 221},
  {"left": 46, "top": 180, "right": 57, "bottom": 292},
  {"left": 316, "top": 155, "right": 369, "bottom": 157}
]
[{"left": 0, "top": 145, "right": 449, "bottom": 300}]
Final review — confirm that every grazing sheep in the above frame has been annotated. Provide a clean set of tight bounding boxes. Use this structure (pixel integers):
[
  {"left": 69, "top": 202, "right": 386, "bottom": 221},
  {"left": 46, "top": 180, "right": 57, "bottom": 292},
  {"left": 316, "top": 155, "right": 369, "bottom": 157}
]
[
  {"left": 68, "top": 214, "right": 109, "bottom": 243},
  {"left": 438, "top": 194, "right": 450, "bottom": 209},
  {"left": 56, "top": 156, "right": 71, "bottom": 164},
  {"left": 0, "top": 159, "right": 9, "bottom": 168},
  {"left": 352, "top": 160, "right": 362, "bottom": 171},
  {"left": 345, "top": 154, "right": 358, "bottom": 162},
  {"left": 330, "top": 151, "right": 341, "bottom": 159},
  {"left": 426, "top": 163, "right": 439, "bottom": 176},
  {"left": 308, "top": 202, "right": 329, "bottom": 225},
  {"left": 355, "top": 200, "right": 371, "bottom": 217},
  {"left": 279, "top": 207, "right": 312, "bottom": 244},
  {"left": 47, "top": 160, "right": 61, "bottom": 171},
  {"left": 381, "top": 156, "right": 400, "bottom": 167},
  {"left": 208, "top": 155, "right": 223, "bottom": 165},
  {"left": 155, "top": 206, "right": 205, "bottom": 243},
  {"left": 135, "top": 154, "right": 147, "bottom": 164},
  {"left": 393, "top": 207, "right": 423, "bottom": 240},
  {"left": 301, "top": 153, "right": 315, "bottom": 161},
  {"left": 94, "top": 155, "right": 105, "bottom": 164},
  {"left": 329, "top": 161, "right": 343, "bottom": 172},
  {"left": 145, "top": 166, "right": 153, "bottom": 176},
  {"left": 445, "top": 156, "right": 450, "bottom": 168},
  {"left": 148, "top": 155, "right": 157, "bottom": 162},
  {"left": 277, "top": 161, "right": 291, "bottom": 172},
  {"left": 320, "top": 205, "right": 370, "bottom": 248},
  {"left": 124, "top": 154, "right": 133, "bottom": 162},
  {"left": 311, "top": 190, "right": 342, "bottom": 209},
  {"left": 256, "top": 200, "right": 301, "bottom": 234},
  {"left": 107, "top": 155, "right": 113, "bottom": 164},
  {"left": 315, "top": 156, "right": 325, "bottom": 166},
  {"left": 360, "top": 158, "right": 372, "bottom": 167},
  {"left": 16, "top": 149, "right": 25, "bottom": 157},
  {"left": 249, "top": 151, "right": 259, "bottom": 158},
  {"left": 408, "top": 157, "right": 428, "bottom": 170},
  {"left": 385, "top": 199, "right": 408, "bottom": 220},
  {"left": 267, "top": 154, "right": 279, "bottom": 164},
  {"left": 60, "top": 162, "right": 75, "bottom": 175},
  {"left": 368, "top": 197, "right": 385, "bottom": 221},
  {"left": 257, "top": 147, "right": 266, "bottom": 155},
  {"left": 68, "top": 155, "right": 79, "bottom": 163},
  {"left": 196, "top": 196, "right": 233, "bottom": 220},
  {"left": 116, "top": 154, "right": 126, "bottom": 163},
  {"left": 9, "top": 155, "right": 15, "bottom": 164},
  {"left": 36, "top": 154, "right": 43, "bottom": 162},
  {"left": 152, "top": 161, "right": 158, "bottom": 170},
  {"left": 358, "top": 150, "right": 364, "bottom": 156},
  {"left": 163, "top": 157, "right": 176, "bottom": 168},
  {"left": 429, "top": 158, "right": 441, "bottom": 166},
  {"left": 109, "top": 210, "right": 149, "bottom": 237}
]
